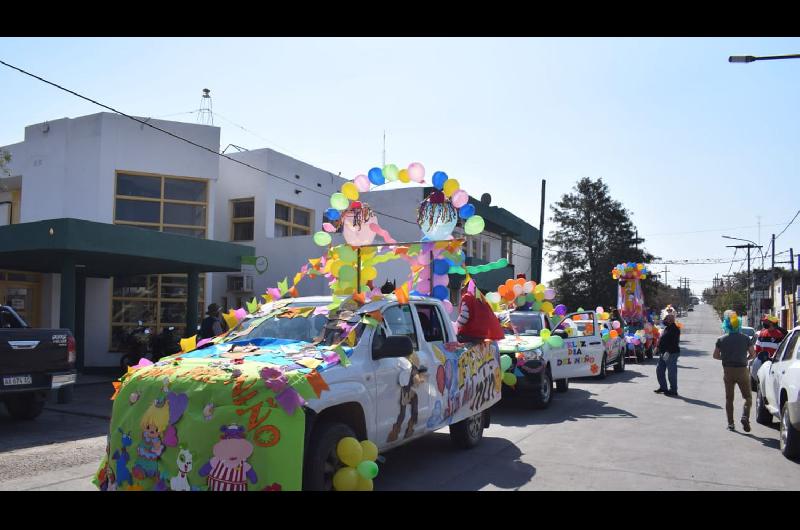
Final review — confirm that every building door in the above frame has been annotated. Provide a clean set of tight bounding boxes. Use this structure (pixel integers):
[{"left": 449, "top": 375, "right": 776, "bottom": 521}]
[{"left": 0, "top": 270, "right": 41, "bottom": 328}]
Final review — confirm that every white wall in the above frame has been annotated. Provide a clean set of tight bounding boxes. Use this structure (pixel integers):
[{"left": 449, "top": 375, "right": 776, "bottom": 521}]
[{"left": 1, "top": 113, "right": 221, "bottom": 368}]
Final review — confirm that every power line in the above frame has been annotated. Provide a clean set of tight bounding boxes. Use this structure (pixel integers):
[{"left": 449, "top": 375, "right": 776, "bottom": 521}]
[
  {"left": 643, "top": 222, "right": 786, "bottom": 238},
  {"left": 776, "top": 209, "right": 800, "bottom": 240},
  {"left": 211, "top": 111, "right": 304, "bottom": 161}
]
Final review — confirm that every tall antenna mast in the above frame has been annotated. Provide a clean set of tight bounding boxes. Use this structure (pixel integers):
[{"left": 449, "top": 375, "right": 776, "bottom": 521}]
[
  {"left": 382, "top": 130, "right": 386, "bottom": 167},
  {"left": 197, "top": 88, "right": 213, "bottom": 125}
]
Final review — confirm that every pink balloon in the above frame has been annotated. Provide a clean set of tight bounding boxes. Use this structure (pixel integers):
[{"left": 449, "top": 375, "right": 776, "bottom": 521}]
[
  {"left": 354, "top": 174, "right": 370, "bottom": 192},
  {"left": 544, "top": 288, "right": 556, "bottom": 300},
  {"left": 433, "top": 274, "right": 449, "bottom": 287},
  {"left": 322, "top": 222, "right": 336, "bottom": 233},
  {"left": 451, "top": 189, "right": 469, "bottom": 208},
  {"left": 612, "top": 321, "right": 620, "bottom": 329},
  {"left": 408, "top": 162, "right": 425, "bottom": 183}
]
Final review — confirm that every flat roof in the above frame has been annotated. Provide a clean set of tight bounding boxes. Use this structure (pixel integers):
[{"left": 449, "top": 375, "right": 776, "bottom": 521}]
[{"left": 0, "top": 218, "right": 254, "bottom": 277}]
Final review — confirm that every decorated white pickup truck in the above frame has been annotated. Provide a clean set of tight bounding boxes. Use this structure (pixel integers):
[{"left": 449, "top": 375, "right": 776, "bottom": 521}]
[{"left": 496, "top": 309, "right": 625, "bottom": 408}]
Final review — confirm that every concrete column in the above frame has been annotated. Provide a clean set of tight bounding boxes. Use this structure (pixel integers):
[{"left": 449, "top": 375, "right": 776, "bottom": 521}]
[
  {"left": 75, "top": 271, "right": 86, "bottom": 371},
  {"left": 186, "top": 270, "right": 199, "bottom": 338},
  {"left": 59, "top": 256, "right": 76, "bottom": 333}
]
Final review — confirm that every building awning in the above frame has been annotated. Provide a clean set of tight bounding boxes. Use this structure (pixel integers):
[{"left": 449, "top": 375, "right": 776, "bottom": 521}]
[{"left": 0, "top": 218, "right": 254, "bottom": 277}]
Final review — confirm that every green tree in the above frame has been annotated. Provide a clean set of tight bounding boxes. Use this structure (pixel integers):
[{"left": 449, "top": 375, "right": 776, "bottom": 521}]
[
  {"left": 547, "top": 177, "right": 654, "bottom": 311},
  {"left": 0, "top": 149, "right": 10, "bottom": 177}
]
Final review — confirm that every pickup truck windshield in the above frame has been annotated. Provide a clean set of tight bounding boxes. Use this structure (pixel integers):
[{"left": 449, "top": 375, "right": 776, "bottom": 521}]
[
  {"left": 508, "top": 313, "right": 544, "bottom": 336},
  {"left": 224, "top": 304, "right": 366, "bottom": 347},
  {"left": 0, "top": 307, "right": 27, "bottom": 328}
]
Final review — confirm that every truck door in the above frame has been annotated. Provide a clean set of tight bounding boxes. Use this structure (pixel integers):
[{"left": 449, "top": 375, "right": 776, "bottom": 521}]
[
  {"left": 411, "top": 303, "right": 448, "bottom": 432},
  {"left": 771, "top": 331, "right": 798, "bottom": 407},
  {"left": 371, "top": 304, "right": 429, "bottom": 446},
  {"left": 550, "top": 311, "right": 601, "bottom": 379}
]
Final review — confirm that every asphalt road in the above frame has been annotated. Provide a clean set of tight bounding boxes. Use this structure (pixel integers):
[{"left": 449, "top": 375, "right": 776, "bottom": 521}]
[{"left": 1, "top": 303, "right": 798, "bottom": 490}]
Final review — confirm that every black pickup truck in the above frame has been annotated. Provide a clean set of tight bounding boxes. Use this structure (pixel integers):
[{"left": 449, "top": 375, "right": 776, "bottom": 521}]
[{"left": 0, "top": 305, "right": 77, "bottom": 420}]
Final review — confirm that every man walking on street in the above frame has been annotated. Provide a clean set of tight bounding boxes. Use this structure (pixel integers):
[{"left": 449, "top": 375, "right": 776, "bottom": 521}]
[
  {"left": 713, "top": 310, "right": 756, "bottom": 432},
  {"left": 655, "top": 312, "right": 681, "bottom": 396}
]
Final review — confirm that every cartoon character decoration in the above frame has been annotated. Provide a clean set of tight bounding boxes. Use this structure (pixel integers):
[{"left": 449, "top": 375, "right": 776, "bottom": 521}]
[
  {"left": 387, "top": 352, "right": 426, "bottom": 442},
  {"left": 169, "top": 446, "right": 193, "bottom": 491},
  {"left": 417, "top": 189, "right": 458, "bottom": 241},
  {"left": 611, "top": 263, "right": 649, "bottom": 323},
  {"left": 132, "top": 392, "right": 188, "bottom": 481},
  {"left": 341, "top": 201, "right": 378, "bottom": 246},
  {"left": 112, "top": 429, "right": 134, "bottom": 488},
  {"left": 199, "top": 424, "right": 258, "bottom": 491}
]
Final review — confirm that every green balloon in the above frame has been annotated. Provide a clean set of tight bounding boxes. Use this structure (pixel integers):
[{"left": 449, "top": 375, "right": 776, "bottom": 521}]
[
  {"left": 383, "top": 164, "right": 399, "bottom": 182},
  {"left": 496, "top": 258, "right": 509, "bottom": 268},
  {"left": 464, "top": 215, "right": 485, "bottom": 235},
  {"left": 526, "top": 293, "right": 535, "bottom": 302},
  {"left": 337, "top": 245, "right": 357, "bottom": 263},
  {"left": 548, "top": 336, "right": 564, "bottom": 348},
  {"left": 532, "top": 301, "right": 542, "bottom": 311},
  {"left": 502, "top": 372, "right": 517, "bottom": 386},
  {"left": 357, "top": 460, "right": 379, "bottom": 480},
  {"left": 331, "top": 192, "right": 350, "bottom": 210},
  {"left": 313, "top": 231, "right": 332, "bottom": 246},
  {"left": 516, "top": 295, "right": 526, "bottom": 306},
  {"left": 466, "top": 266, "right": 478, "bottom": 274},
  {"left": 500, "top": 354, "right": 513, "bottom": 372}
]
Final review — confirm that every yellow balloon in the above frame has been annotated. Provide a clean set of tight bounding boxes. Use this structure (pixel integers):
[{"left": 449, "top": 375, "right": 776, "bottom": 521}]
[
  {"left": 540, "top": 329, "right": 551, "bottom": 340},
  {"left": 355, "top": 476, "right": 374, "bottom": 491},
  {"left": 333, "top": 467, "right": 359, "bottom": 491},
  {"left": 330, "top": 260, "right": 343, "bottom": 277},
  {"left": 341, "top": 182, "right": 359, "bottom": 201},
  {"left": 534, "top": 291, "right": 545, "bottom": 302},
  {"left": 540, "top": 301, "right": 554, "bottom": 315},
  {"left": 336, "top": 437, "right": 363, "bottom": 467},
  {"left": 360, "top": 440, "right": 379, "bottom": 462},
  {"left": 443, "top": 178, "right": 460, "bottom": 198},
  {"left": 398, "top": 169, "right": 410, "bottom": 183},
  {"left": 534, "top": 283, "right": 546, "bottom": 294}
]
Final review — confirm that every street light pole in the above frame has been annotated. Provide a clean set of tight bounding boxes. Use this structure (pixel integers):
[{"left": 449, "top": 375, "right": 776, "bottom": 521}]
[
  {"left": 724, "top": 236, "right": 763, "bottom": 325},
  {"left": 729, "top": 54, "right": 800, "bottom": 63}
]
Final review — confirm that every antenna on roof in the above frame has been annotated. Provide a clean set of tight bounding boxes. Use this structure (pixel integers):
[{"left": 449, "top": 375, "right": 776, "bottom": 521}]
[
  {"left": 382, "top": 130, "right": 386, "bottom": 167},
  {"left": 197, "top": 88, "right": 213, "bottom": 125}
]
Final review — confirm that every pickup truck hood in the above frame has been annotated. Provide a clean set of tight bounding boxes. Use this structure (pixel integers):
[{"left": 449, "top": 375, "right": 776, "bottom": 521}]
[
  {"left": 94, "top": 336, "right": 354, "bottom": 492},
  {"left": 498, "top": 335, "right": 545, "bottom": 354}
]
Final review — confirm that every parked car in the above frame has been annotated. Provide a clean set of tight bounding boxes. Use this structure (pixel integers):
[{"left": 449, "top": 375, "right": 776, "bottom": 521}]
[
  {"left": 496, "top": 309, "right": 624, "bottom": 409},
  {"left": 0, "top": 305, "right": 77, "bottom": 420},
  {"left": 95, "top": 295, "right": 502, "bottom": 491},
  {"left": 755, "top": 326, "right": 800, "bottom": 459}
]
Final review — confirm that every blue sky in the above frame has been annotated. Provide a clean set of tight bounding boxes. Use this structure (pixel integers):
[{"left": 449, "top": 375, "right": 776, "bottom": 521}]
[{"left": 2, "top": 37, "right": 800, "bottom": 291}]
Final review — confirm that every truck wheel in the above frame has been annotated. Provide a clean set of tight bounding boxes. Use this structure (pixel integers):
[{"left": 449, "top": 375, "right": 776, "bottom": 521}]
[
  {"left": 303, "top": 421, "right": 356, "bottom": 491},
  {"left": 57, "top": 385, "right": 74, "bottom": 404},
  {"left": 614, "top": 351, "right": 625, "bottom": 373},
  {"left": 4, "top": 393, "right": 46, "bottom": 420},
  {"left": 555, "top": 378, "right": 569, "bottom": 393},
  {"left": 755, "top": 385, "right": 772, "bottom": 426},
  {"left": 596, "top": 354, "right": 607, "bottom": 379},
  {"left": 449, "top": 411, "right": 485, "bottom": 449},
  {"left": 646, "top": 348, "right": 653, "bottom": 360},
  {"left": 780, "top": 402, "right": 800, "bottom": 460},
  {"left": 529, "top": 369, "right": 553, "bottom": 409}
]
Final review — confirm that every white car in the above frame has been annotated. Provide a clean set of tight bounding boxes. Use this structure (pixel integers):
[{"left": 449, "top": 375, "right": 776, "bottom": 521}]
[
  {"left": 755, "top": 326, "right": 800, "bottom": 459},
  {"left": 496, "top": 310, "right": 625, "bottom": 409}
]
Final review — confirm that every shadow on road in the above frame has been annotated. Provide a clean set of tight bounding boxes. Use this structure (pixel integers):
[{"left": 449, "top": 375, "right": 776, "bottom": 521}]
[
  {"left": 493, "top": 388, "right": 637, "bottom": 427},
  {"left": 737, "top": 431, "right": 781, "bottom": 451},
  {"left": 574, "top": 370, "right": 648, "bottom": 385},
  {"left": 670, "top": 394, "right": 722, "bottom": 410},
  {"left": 376, "top": 433, "right": 536, "bottom": 490},
  {"left": 0, "top": 408, "right": 109, "bottom": 453}
]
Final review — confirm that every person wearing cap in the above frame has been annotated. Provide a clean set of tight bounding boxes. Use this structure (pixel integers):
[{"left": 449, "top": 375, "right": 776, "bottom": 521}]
[
  {"left": 755, "top": 315, "right": 785, "bottom": 362},
  {"left": 199, "top": 303, "right": 229, "bottom": 339},
  {"left": 713, "top": 310, "right": 756, "bottom": 432}
]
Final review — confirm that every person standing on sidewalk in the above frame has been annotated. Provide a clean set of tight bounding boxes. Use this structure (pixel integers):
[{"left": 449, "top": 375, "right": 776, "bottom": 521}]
[
  {"left": 654, "top": 312, "right": 681, "bottom": 396},
  {"left": 713, "top": 310, "right": 756, "bottom": 432}
]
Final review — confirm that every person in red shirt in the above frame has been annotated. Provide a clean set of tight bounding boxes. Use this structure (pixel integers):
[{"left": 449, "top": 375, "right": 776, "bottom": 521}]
[
  {"left": 455, "top": 280, "right": 504, "bottom": 343},
  {"left": 755, "top": 315, "right": 785, "bottom": 362}
]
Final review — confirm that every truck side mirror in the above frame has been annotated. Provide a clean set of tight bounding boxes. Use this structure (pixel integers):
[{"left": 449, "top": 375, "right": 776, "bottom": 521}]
[{"left": 373, "top": 335, "right": 414, "bottom": 360}]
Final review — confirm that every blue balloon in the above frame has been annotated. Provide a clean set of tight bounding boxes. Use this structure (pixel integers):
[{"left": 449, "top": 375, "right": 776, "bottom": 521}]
[
  {"left": 433, "top": 259, "right": 450, "bottom": 275},
  {"left": 432, "top": 285, "right": 449, "bottom": 300},
  {"left": 432, "top": 171, "right": 448, "bottom": 190},
  {"left": 368, "top": 167, "right": 385, "bottom": 186},
  {"left": 459, "top": 204, "right": 476, "bottom": 219},
  {"left": 325, "top": 208, "right": 341, "bottom": 221}
]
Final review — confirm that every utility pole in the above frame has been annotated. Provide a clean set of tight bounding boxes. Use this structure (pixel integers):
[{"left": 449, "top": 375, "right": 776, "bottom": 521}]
[
  {"left": 535, "top": 179, "right": 546, "bottom": 283},
  {"left": 792, "top": 248, "right": 796, "bottom": 328},
  {"left": 726, "top": 242, "right": 762, "bottom": 323}
]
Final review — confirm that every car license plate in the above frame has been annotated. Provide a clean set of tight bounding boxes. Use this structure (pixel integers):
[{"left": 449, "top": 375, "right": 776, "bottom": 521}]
[{"left": 3, "top": 375, "right": 33, "bottom": 386}]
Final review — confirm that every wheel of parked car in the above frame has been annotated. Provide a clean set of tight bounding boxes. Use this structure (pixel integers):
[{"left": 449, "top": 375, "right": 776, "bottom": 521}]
[
  {"left": 303, "top": 421, "right": 357, "bottom": 491},
  {"left": 555, "top": 377, "right": 569, "bottom": 393},
  {"left": 780, "top": 402, "right": 800, "bottom": 459},
  {"left": 529, "top": 368, "right": 554, "bottom": 408},
  {"left": 614, "top": 350, "right": 625, "bottom": 373},
  {"left": 645, "top": 348, "right": 653, "bottom": 360},
  {"left": 755, "top": 385, "right": 772, "bottom": 426},
  {"left": 750, "top": 376, "right": 759, "bottom": 393},
  {"left": 596, "top": 354, "right": 608, "bottom": 379},
  {"left": 4, "top": 392, "right": 45, "bottom": 420},
  {"left": 449, "top": 411, "right": 486, "bottom": 449}
]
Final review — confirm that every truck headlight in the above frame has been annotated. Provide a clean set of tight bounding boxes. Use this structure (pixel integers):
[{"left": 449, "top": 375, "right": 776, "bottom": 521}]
[{"left": 522, "top": 349, "right": 543, "bottom": 361}]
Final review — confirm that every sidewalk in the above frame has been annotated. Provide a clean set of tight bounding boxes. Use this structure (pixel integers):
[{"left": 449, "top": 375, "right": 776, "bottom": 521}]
[{"left": 45, "top": 377, "right": 115, "bottom": 419}]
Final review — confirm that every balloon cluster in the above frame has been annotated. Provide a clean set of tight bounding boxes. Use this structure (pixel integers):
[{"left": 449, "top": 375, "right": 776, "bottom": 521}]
[
  {"left": 484, "top": 278, "right": 556, "bottom": 315},
  {"left": 333, "top": 437, "right": 380, "bottom": 491},
  {"left": 611, "top": 262, "right": 650, "bottom": 280}
]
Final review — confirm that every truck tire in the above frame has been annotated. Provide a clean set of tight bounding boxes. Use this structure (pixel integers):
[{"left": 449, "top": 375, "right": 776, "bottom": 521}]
[
  {"left": 57, "top": 384, "right": 74, "bottom": 404},
  {"left": 780, "top": 402, "right": 800, "bottom": 459},
  {"left": 596, "top": 354, "right": 608, "bottom": 379},
  {"left": 449, "top": 411, "right": 485, "bottom": 449},
  {"left": 4, "top": 393, "right": 45, "bottom": 420},
  {"left": 529, "top": 368, "right": 553, "bottom": 409},
  {"left": 755, "top": 386, "right": 772, "bottom": 426},
  {"left": 555, "top": 378, "right": 569, "bottom": 393},
  {"left": 614, "top": 350, "right": 625, "bottom": 373},
  {"left": 303, "top": 421, "right": 356, "bottom": 491}
]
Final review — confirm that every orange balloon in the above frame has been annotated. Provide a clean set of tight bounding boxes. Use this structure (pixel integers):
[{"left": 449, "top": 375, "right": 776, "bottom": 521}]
[
  {"left": 503, "top": 290, "right": 516, "bottom": 302},
  {"left": 609, "top": 330, "right": 618, "bottom": 339},
  {"left": 504, "top": 279, "right": 515, "bottom": 290},
  {"left": 515, "top": 278, "right": 526, "bottom": 286},
  {"left": 498, "top": 285, "right": 509, "bottom": 297}
]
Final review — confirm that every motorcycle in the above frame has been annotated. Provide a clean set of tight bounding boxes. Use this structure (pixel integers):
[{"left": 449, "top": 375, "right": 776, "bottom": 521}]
[{"left": 119, "top": 323, "right": 182, "bottom": 370}]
